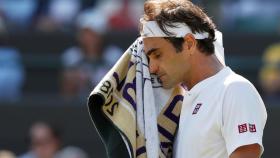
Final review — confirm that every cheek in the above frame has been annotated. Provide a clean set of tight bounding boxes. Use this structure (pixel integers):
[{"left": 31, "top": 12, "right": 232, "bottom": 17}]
[
  {"left": 160, "top": 63, "right": 176, "bottom": 78},
  {"left": 169, "top": 60, "right": 185, "bottom": 79},
  {"left": 166, "top": 57, "right": 180, "bottom": 69}
]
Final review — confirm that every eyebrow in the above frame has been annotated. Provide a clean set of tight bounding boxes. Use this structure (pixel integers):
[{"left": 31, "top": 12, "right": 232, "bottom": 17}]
[{"left": 146, "top": 48, "right": 159, "bottom": 56}]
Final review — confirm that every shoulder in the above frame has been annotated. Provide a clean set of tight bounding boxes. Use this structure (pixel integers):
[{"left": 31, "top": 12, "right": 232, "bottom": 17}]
[
  {"left": 103, "top": 45, "right": 123, "bottom": 66},
  {"left": 221, "top": 69, "right": 266, "bottom": 115},
  {"left": 223, "top": 69, "right": 258, "bottom": 97},
  {"left": 62, "top": 46, "right": 83, "bottom": 58},
  {"left": 61, "top": 46, "right": 83, "bottom": 67},
  {"left": 18, "top": 152, "right": 35, "bottom": 158}
]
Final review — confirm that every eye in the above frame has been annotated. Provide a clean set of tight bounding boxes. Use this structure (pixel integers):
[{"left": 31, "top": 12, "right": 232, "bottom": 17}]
[
  {"left": 154, "top": 52, "right": 161, "bottom": 59},
  {"left": 155, "top": 54, "right": 160, "bottom": 59}
]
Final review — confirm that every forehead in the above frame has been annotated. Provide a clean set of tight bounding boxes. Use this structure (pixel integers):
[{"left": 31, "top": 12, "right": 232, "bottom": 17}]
[{"left": 143, "top": 37, "right": 171, "bottom": 53}]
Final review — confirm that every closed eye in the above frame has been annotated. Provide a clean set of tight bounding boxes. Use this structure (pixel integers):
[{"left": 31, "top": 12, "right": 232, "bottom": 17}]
[
  {"left": 153, "top": 52, "right": 161, "bottom": 59},
  {"left": 155, "top": 54, "right": 161, "bottom": 59},
  {"left": 145, "top": 48, "right": 161, "bottom": 63}
]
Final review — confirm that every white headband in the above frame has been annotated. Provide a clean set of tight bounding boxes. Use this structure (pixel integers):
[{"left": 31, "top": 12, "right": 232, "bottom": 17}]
[
  {"left": 140, "top": 20, "right": 225, "bottom": 65},
  {"left": 141, "top": 20, "right": 209, "bottom": 39}
]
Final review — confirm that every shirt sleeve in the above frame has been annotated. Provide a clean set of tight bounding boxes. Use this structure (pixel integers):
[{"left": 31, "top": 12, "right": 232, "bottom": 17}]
[{"left": 221, "top": 81, "right": 267, "bottom": 156}]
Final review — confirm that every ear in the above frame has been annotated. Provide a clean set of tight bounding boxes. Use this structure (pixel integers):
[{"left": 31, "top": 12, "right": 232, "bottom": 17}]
[{"left": 183, "top": 33, "right": 197, "bottom": 54}]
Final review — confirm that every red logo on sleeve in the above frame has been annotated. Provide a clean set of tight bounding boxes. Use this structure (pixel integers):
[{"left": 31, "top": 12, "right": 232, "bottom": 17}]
[
  {"left": 249, "top": 124, "right": 256, "bottom": 133},
  {"left": 238, "top": 124, "right": 248, "bottom": 133}
]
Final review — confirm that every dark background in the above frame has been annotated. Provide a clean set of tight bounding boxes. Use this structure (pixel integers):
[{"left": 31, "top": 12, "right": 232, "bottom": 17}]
[
  {"left": 1, "top": 0, "right": 280, "bottom": 157},
  {"left": 0, "top": 104, "right": 278, "bottom": 158}
]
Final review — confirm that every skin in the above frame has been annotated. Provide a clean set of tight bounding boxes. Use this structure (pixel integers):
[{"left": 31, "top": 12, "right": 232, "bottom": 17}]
[
  {"left": 143, "top": 34, "right": 223, "bottom": 90},
  {"left": 78, "top": 28, "right": 102, "bottom": 59},
  {"left": 144, "top": 37, "right": 189, "bottom": 89},
  {"left": 230, "top": 144, "right": 261, "bottom": 158},
  {"left": 30, "top": 123, "right": 60, "bottom": 158},
  {"left": 143, "top": 34, "right": 261, "bottom": 158}
]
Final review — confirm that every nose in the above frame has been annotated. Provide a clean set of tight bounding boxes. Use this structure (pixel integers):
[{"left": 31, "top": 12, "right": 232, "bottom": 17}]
[{"left": 149, "top": 59, "right": 159, "bottom": 74}]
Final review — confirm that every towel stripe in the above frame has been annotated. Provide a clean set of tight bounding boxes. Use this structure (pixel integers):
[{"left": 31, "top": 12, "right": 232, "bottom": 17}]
[
  {"left": 136, "top": 146, "right": 146, "bottom": 157},
  {"left": 163, "top": 95, "right": 183, "bottom": 124},
  {"left": 160, "top": 142, "right": 172, "bottom": 148},
  {"left": 123, "top": 78, "right": 136, "bottom": 110},
  {"left": 158, "top": 124, "right": 174, "bottom": 142}
]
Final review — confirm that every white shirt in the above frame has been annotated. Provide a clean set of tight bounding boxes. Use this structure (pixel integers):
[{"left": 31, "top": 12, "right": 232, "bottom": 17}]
[{"left": 173, "top": 67, "right": 267, "bottom": 158}]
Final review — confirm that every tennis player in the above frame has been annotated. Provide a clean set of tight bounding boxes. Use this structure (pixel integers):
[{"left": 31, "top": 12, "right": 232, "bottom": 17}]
[{"left": 140, "top": 0, "right": 267, "bottom": 157}]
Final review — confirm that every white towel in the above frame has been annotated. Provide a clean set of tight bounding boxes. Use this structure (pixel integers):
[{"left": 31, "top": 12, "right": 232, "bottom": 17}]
[{"left": 88, "top": 37, "right": 184, "bottom": 158}]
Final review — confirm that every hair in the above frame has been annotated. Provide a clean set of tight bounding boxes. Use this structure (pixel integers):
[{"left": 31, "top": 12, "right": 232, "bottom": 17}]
[
  {"left": 141, "top": 0, "right": 216, "bottom": 54},
  {"left": 26, "top": 121, "right": 62, "bottom": 145}
]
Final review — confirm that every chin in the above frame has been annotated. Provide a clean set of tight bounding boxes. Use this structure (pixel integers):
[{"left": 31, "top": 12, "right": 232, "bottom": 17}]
[
  {"left": 161, "top": 79, "right": 181, "bottom": 89},
  {"left": 162, "top": 83, "right": 175, "bottom": 89}
]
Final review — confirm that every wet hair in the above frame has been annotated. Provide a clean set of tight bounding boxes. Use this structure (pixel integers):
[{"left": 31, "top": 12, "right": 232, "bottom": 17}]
[{"left": 141, "top": 0, "right": 216, "bottom": 54}]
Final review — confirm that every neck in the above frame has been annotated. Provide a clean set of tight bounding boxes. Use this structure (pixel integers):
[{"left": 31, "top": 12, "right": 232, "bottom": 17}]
[{"left": 184, "top": 53, "right": 224, "bottom": 90}]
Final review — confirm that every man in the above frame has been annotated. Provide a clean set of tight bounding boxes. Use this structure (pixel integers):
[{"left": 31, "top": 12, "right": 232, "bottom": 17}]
[
  {"left": 140, "top": 0, "right": 267, "bottom": 158},
  {"left": 61, "top": 10, "right": 122, "bottom": 100},
  {"left": 19, "top": 122, "right": 62, "bottom": 158}
]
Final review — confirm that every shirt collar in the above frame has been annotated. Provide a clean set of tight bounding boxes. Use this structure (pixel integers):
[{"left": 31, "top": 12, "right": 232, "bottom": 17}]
[{"left": 186, "top": 66, "right": 231, "bottom": 97}]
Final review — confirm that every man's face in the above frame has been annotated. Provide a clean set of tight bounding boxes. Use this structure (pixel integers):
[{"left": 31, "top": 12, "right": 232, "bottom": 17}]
[
  {"left": 31, "top": 125, "right": 60, "bottom": 158},
  {"left": 143, "top": 37, "right": 190, "bottom": 89}
]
